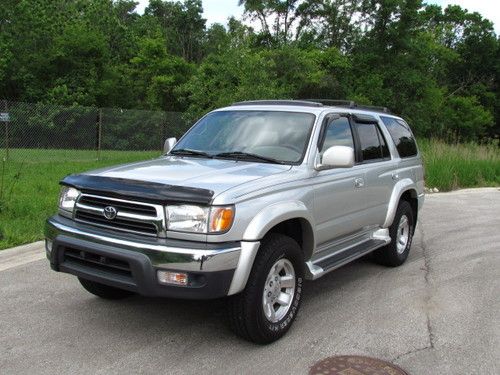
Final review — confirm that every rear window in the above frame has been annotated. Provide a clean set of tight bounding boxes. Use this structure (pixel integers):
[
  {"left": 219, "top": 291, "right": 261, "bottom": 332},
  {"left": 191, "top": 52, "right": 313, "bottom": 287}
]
[{"left": 381, "top": 117, "right": 418, "bottom": 158}]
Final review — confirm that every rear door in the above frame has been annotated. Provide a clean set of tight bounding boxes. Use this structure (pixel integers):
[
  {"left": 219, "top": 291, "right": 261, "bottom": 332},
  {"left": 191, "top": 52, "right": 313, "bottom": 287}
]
[{"left": 351, "top": 115, "right": 396, "bottom": 226}]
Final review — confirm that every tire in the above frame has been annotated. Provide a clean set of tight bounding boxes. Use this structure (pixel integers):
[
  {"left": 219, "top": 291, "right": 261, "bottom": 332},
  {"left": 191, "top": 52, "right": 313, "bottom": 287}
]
[
  {"left": 227, "top": 233, "right": 304, "bottom": 344},
  {"left": 373, "top": 200, "right": 414, "bottom": 267},
  {"left": 78, "top": 277, "right": 134, "bottom": 300}
]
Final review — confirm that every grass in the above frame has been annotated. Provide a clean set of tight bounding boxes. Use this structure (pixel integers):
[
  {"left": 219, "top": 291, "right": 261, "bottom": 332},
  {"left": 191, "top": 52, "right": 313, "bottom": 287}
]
[
  {"left": 0, "top": 142, "right": 498, "bottom": 250},
  {"left": 0, "top": 149, "right": 160, "bottom": 250},
  {"left": 418, "top": 139, "right": 500, "bottom": 191}
]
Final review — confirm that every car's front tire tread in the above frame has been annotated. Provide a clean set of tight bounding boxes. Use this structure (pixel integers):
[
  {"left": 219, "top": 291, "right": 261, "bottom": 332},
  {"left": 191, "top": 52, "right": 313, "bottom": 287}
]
[{"left": 227, "top": 233, "right": 304, "bottom": 344}]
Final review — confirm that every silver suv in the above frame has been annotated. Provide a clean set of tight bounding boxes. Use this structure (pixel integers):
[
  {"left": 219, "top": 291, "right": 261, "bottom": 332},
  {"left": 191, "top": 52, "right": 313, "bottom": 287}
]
[{"left": 46, "top": 100, "right": 424, "bottom": 343}]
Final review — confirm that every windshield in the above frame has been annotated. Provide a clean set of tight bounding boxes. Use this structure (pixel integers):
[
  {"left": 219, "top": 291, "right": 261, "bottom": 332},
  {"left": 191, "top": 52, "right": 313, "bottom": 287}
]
[{"left": 172, "top": 111, "right": 316, "bottom": 164}]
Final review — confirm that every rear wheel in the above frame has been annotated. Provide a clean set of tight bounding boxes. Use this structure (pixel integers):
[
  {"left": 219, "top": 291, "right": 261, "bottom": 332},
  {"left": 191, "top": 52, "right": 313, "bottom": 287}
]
[
  {"left": 373, "top": 200, "right": 414, "bottom": 267},
  {"left": 78, "top": 277, "right": 134, "bottom": 300},
  {"left": 227, "top": 233, "right": 304, "bottom": 344}
]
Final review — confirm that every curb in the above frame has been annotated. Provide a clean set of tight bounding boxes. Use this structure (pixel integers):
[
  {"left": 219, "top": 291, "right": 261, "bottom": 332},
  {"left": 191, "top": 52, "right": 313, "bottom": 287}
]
[
  {"left": 0, "top": 241, "right": 46, "bottom": 272},
  {"left": 426, "top": 187, "right": 499, "bottom": 196}
]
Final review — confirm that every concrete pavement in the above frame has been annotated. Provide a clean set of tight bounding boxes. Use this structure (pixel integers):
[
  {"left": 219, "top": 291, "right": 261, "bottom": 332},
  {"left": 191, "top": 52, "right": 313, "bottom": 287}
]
[
  {"left": 0, "top": 241, "right": 45, "bottom": 272},
  {"left": 0, "top": 188, "right": 498, "bottom": 374}
]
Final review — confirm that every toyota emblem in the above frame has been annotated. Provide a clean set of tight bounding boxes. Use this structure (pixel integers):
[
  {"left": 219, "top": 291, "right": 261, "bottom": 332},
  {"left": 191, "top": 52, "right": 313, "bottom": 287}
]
[{"left": 103, "top": 206, "right": 117, "bottom": 220}]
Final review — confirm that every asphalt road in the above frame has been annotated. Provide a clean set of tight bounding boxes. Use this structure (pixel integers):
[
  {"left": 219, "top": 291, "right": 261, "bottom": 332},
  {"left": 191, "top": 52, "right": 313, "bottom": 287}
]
[{"left": 1, "top": 188, "right": 499, "bottom": 375}]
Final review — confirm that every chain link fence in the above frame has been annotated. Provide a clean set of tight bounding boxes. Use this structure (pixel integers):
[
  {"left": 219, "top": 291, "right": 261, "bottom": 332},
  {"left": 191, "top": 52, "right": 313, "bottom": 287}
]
[{"left": 0, "top": 100, "right": 190, "bottom": 162}]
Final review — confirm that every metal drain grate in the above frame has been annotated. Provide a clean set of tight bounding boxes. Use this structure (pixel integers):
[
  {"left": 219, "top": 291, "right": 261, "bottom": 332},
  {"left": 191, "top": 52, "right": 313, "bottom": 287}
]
[{"left": 309, "top": 355, "right": 409, "bottom": 375}]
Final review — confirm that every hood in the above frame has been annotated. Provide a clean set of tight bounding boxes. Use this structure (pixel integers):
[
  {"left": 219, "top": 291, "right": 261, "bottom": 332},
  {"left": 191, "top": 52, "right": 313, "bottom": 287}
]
[{"left": 80, "top": 156, "right": 291, "bottom": 199}]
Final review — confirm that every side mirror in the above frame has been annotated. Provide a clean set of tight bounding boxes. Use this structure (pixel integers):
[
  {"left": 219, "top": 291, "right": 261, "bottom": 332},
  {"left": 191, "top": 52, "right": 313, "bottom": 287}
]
[
  {"left": 317, "top": 146, "right": 355, "bottom": 170},
  {"left": 164, "top": 137, "right": 177, "bottom": 154}
]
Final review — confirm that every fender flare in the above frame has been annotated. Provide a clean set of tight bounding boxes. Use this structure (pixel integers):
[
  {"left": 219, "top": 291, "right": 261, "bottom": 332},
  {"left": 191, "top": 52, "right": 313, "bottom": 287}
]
[
  {"left": 242, "top": 200, "right": 315, "bottom": 246},
  {"left": 227, "top": 201, "right": 315, "bottom": 296},
  {"left": 383, "top": 178, "right": 417, "bottom": 228}
]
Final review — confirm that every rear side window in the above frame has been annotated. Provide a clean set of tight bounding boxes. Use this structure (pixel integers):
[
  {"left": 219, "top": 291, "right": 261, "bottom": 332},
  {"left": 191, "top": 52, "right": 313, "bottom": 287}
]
[
  {"left": 381, "top": 116, "right": 418, "bottom": 158},
  {"left": 355, "top": 122, "right": 390, "bottom": 162}
]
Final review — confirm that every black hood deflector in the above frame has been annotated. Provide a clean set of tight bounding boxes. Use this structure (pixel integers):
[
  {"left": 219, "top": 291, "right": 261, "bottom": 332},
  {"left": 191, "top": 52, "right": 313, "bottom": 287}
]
[{"left": 61, "top": 174, "right": 214, "bottom": 205}]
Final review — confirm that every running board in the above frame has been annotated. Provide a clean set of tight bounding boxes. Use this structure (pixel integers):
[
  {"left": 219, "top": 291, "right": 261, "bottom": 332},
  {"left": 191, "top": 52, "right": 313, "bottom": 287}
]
[{"left": 306, "top": 229, "right": 390, "bottom": 280}]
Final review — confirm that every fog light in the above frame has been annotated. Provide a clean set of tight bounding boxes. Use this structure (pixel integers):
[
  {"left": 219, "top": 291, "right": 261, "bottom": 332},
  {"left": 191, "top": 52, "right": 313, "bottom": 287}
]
[
  {"left": 157, "top": 270, "right": 188, "bottom": 286},
  {"left": 45, "top": 239, "right": 53, "bottom": 255}
]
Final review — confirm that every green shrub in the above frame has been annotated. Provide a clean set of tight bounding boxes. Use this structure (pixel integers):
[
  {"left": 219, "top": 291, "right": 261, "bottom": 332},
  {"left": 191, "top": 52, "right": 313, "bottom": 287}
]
[{"left": 419, "top": 139, "right": 500, "bottom": 191}]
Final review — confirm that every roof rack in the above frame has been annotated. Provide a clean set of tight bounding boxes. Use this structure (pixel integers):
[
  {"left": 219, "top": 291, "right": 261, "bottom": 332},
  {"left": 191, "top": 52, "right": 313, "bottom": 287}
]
[
  {"left": 306, "top": 99, "right": 392, "bottom": 114},
  {"left": 308, "top": 99, "right": 356, "bottom": 107},
  {"left": 230, "top": 99, "right": 392, "bottom": 114},
  {"left": 231, "top": 100, "right": 323, "bottom": 108}
]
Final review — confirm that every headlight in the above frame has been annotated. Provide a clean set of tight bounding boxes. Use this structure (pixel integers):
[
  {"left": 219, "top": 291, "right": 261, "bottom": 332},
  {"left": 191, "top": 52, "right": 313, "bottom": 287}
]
[
  {"left": 166, "top": 205, "right": 209, "bottom": 233},
  {"left": 58, "top": 186, "right": 80, "bottom": 214},
  {"left": 166, "top": 205, "right": 235, "bottom": 234}
]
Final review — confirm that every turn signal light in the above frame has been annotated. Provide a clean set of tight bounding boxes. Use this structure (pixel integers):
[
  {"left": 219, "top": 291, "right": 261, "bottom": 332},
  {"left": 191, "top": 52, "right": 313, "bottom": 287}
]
[
  {"left": 209, "top": 206, "right": 235, "bottom": 233},
  {"left": 157, "top": 271, "right": 188, "bottom": 286}
]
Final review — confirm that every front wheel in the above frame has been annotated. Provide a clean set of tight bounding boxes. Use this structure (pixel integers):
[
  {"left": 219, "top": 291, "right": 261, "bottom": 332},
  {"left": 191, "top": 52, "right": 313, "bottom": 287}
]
[
  {"left": 78, "top": 277, "right": 134, "bottom": 300},
  {"left": 227, "top": 234, "right": 304, "bottom": 344}
]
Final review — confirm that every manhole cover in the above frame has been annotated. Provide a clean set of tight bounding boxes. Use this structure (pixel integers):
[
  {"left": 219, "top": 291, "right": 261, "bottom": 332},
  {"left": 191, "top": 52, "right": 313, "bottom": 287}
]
[{"left": 309, "top": 355, "right": 409, "bottom": 375}]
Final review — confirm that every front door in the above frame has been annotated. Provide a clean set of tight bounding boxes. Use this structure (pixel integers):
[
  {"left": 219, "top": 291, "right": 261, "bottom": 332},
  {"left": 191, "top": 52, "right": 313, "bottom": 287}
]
[{"left": 312, "top": 114, "right": 369, "bottom": 247}]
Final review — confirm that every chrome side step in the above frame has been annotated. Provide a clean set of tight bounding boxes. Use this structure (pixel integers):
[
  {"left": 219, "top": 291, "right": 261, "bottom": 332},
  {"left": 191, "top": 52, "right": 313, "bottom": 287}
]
[{"left": 305, "top": 228, "right": 390, "bottom": 280}]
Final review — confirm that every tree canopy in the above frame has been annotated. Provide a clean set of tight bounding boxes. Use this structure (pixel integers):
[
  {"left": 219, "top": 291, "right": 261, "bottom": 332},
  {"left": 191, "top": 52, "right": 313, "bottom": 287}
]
[{"left": 1, "top": 0, "right": 498, "bottom": 141}]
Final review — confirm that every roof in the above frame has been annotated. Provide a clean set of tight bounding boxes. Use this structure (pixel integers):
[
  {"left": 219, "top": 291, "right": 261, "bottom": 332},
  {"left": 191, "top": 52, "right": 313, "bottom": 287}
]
[{"left": 221, "top": 99, "right": 399, "bottom": 118}]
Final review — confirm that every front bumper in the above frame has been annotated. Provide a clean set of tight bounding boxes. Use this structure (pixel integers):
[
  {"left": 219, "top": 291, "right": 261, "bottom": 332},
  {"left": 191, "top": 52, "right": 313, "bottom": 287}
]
[{"left": 45, "top": 215, "right": 254, "bottom": 299}]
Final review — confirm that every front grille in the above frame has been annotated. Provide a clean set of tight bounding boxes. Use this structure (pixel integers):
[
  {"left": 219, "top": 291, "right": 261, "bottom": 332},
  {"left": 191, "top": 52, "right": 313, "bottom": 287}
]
[
  {"left": 75, "top": 211, "right": 158, "bottom": 234},
  {"left": 74, "top": 194, "right": 164, "bottom": 237},
  {"left": 63, "top": 247, "right": 132, "bottom": 278},
  {"left": 78, "top": 196, "right": 157, "bottom": 216}
]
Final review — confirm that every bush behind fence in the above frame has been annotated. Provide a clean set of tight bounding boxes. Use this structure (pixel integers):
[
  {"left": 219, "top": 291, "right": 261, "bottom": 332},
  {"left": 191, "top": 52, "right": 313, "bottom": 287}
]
[{"left": 0, "top": 100, "right": 190, "bottom": 162}]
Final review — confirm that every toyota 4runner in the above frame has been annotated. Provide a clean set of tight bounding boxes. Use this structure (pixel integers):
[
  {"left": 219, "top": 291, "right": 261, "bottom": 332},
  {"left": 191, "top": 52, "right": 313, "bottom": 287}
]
[{"left": 46, "top": 100, "right": 424, "bottom": 343}]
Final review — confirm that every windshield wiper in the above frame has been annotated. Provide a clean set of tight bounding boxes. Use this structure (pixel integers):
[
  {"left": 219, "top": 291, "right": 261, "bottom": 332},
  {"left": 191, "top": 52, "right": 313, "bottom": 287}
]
[
  {"left": 169, "top": 148, "right": 213, "bottom": 158},
  {"left": 213, "top": 151, "right": 285, "bottom": 164}
]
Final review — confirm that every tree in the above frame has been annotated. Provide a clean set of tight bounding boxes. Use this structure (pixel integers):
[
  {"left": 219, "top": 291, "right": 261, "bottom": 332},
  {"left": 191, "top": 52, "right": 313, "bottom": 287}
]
[
  {"left": 441, "top": 96, "right": 494, "bottom": 140},
  {"left": 145, "top": 0, "right": 206, "bottom": 62},
  {"left": 296, "top": 0, "right": 366, "bottom": 51},
  {"left": 180, "top": 47, "right": 289, "bottom": 120},
  {"left": 129, "top": 37, "right": 194, "bottom": 111},
  {"left": 0, "top": 0, "right": 497, "bottom": 141},
  {"left": 239, "top": 0, "right": 303, "bottom": 45}
]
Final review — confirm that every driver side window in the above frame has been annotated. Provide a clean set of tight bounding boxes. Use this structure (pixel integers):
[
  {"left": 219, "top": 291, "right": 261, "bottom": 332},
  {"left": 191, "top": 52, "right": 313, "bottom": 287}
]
[{"left": 319, "top": 116, "right": 354, "bottom": 157}]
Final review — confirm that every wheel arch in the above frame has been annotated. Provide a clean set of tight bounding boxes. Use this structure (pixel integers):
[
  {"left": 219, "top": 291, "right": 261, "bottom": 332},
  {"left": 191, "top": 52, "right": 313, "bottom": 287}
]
[
  {"left": 228, "top": 202, "right": 315, "bottom": 296},
  {"left": 242, "top": 201, "right": 315, "bottom": 261},
  {"left": 383, "top": 179, "right": 418, "bottom": 228},
  {"left": 400, "top": 189, "right": 418, "bottom": 225}
]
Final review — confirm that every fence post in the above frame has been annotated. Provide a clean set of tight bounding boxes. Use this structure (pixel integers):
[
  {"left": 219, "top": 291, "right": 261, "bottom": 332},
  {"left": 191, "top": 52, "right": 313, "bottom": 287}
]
[
  {"left": 97, "top": 108, "right": 102, "bottom": 161},
  {"left": 2, "top": 100, "right": 8, "bottom": 161},
  {"left": 161, "top": 112, "right": 166, "bottom": 152}
]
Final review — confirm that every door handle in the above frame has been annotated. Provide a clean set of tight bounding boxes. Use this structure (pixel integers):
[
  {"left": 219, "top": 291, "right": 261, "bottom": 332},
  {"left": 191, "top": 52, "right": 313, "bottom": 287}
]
[{"left": 354, "top": 178, "right": 364, "bottom": 188}]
